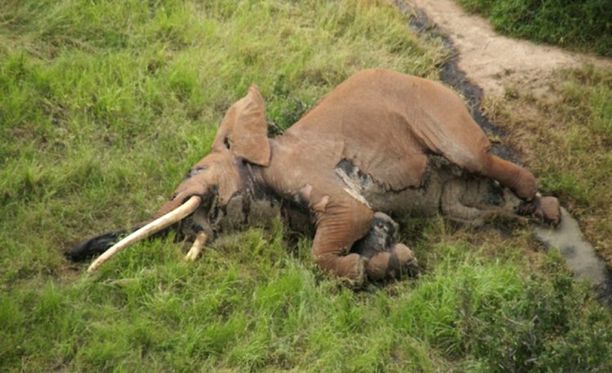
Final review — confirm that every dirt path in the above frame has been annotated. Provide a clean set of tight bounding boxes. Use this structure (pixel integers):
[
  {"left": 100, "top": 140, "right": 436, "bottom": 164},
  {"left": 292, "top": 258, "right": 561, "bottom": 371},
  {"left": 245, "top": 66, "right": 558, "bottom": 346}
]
[{"left": 406, "top": 0, "right": 610, "bottom": 97}]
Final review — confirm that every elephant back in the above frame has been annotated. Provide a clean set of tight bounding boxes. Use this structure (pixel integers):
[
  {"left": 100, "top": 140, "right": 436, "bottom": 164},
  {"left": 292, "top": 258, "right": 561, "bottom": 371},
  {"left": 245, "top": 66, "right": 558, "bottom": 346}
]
[{"left": 286, "top": 69, "right": 491, "bottom": 191}]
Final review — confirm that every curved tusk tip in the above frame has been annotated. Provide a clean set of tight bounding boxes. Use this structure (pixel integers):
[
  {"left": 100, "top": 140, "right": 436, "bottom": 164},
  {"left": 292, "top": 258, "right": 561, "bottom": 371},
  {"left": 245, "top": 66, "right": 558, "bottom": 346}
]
[{"left": 185, "top": 231, "right": 207, "bottom": 261}]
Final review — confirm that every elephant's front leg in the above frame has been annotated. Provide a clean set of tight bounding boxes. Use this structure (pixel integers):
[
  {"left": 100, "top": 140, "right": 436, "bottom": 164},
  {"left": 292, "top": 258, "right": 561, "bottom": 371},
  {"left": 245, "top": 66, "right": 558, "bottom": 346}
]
[
  {"left": 311, "top": 190, "right": 418, "bottom": 284},
  {"left": 310, "top": 195, "right": 374, "bottom": 285},
  {"left": 353, "top": 212, "right": 418, "bottom": 281}
]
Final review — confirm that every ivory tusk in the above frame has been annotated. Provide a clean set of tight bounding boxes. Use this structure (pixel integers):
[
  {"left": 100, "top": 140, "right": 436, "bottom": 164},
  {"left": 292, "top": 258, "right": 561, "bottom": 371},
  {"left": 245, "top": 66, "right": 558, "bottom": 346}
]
[
  {"left": 87, "top": 195, "right": 202, "bottom": 273},
  {"left": 185, "top": 231, "right": 207, "bottom": 261}
]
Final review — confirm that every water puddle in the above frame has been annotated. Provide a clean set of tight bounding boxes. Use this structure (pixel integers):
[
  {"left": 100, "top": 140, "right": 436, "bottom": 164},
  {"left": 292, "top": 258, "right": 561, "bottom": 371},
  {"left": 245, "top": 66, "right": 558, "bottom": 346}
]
[{"left": 535, "top": 209, "right": 612, "bottom": 303}]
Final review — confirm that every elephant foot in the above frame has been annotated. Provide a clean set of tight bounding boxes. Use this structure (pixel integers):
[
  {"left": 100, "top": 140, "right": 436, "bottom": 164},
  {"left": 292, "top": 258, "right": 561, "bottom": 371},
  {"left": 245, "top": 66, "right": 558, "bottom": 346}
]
[
  {"left": 352, "top": 212, "right": 398, "bottom": 258},
  {"left": 535, "top": 196, "right": 561, "bottom": 226},
  {"left": 315, "top": 252, "right": 366, "bottom": 287},
  {"left": 350, "top": 211, "right": 419, "bottom": 282},
  {"left": 518, "top": 195, "right": 561, "bottom": 226},
  {"left": 391, "top": 243, "right": 419, "bottom": 277},
  {"left": 366, "top": 243, "right": 418, "bottom": 281}
]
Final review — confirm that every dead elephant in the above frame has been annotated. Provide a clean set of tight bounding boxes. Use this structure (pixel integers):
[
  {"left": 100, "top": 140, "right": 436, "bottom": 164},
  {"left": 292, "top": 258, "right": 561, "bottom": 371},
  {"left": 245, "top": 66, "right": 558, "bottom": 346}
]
[{"left": 66, "top": 69, "right": 560, "bottom": 285}]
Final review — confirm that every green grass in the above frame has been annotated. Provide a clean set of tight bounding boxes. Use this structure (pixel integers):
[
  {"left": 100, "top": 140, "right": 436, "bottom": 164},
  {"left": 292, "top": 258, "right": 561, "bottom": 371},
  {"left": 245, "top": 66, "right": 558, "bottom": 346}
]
[
  {"left": 1, "top": 0, "right": 610, "bottom": 371},
  {"left": 486, "top": 66, "right": 612, "bottom": 264},
  {"left": 2, "top": 225, "right": 611, "bottom": 371},
  {"left": 456, "top": 0, "right": 611, "bottom": 56}
]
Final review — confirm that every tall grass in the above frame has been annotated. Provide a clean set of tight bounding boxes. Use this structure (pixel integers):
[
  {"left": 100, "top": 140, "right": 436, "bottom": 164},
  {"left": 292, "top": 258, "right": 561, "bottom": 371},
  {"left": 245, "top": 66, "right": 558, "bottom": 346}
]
[
  {"left": 1, "top": 0, "right": 610, "bottom": 371},
  {"left": 2, "top": 224, "right": 610, "bottom": 371}
]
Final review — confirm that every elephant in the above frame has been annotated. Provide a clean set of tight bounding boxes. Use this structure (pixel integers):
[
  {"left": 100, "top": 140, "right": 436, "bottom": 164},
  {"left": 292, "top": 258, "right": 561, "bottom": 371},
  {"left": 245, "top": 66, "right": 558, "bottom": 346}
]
[{"left": 66, "top": 69, "right": 560, "bottom": 285}]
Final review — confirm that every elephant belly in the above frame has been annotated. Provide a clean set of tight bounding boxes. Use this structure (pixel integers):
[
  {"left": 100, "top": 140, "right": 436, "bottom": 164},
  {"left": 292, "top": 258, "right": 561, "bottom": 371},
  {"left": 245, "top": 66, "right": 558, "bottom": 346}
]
[{"left": 334, "top": 156, "right": 456, "bottom": 218}]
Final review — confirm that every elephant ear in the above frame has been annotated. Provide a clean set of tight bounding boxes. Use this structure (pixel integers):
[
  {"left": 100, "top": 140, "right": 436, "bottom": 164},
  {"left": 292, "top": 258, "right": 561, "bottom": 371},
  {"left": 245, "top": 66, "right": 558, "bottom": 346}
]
[{"left": 213, "top": 85, "right": 271, "bottom": 166}]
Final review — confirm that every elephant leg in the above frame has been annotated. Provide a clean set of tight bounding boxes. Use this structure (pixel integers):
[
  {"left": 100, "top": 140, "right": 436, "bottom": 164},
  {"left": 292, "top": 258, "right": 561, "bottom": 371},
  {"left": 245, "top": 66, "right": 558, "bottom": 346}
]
[
  {"left": 366, "top": 243, "right": 418, "bottom": 281},
  {"left": 311, "top": 196, "right": 373, "bottom": 285},
  {"left": 440, "top": 178, "right": 506, "bottom": 225},
  {"left": 352, "top": 212, "right": 399, "bottom": 257},
  {"left": 483, "top": 155, "right": 537, "bottom": 201},
  {"left": 459, "top": 153, "right": 560, "bottom": 225},
  {"left": 441, "top": 177, "right": 560, "bottom": 226},
  {"left": 352, "top": 212, "right": 418, "bottom": 281}
]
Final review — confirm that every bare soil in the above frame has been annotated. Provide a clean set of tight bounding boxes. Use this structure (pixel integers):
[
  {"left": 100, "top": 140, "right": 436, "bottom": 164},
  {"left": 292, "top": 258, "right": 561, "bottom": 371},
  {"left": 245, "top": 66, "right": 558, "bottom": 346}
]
[{"left": 406, "top": 0, "right": 610, "bottom": 98}]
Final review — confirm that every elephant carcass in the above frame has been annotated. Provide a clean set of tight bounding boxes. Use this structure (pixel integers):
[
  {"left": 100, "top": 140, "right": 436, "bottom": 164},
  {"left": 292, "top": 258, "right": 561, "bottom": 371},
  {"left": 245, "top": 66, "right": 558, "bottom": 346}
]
[{"left": 66, "top": 69, "right": 560, "bottom": 285}]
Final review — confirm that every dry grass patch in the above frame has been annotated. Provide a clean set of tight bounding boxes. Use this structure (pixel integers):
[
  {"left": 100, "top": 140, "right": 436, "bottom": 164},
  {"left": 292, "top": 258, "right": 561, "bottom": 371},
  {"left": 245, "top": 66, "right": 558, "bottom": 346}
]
[{"left": 484, "top": 65, "right": 612, "bottom": 265}]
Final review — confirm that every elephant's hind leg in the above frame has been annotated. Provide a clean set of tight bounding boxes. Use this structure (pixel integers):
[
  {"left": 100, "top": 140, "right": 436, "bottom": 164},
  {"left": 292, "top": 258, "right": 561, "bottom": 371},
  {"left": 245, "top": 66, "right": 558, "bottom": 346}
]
[
  {"left": 483, "top": 155, "right": 537, "bottom": 200},
  {"left": 440, "top": 178, "right": 514, "bottom": 225},
  {"left": 483, "top": 155, "right": 560, "bottom": 224}
]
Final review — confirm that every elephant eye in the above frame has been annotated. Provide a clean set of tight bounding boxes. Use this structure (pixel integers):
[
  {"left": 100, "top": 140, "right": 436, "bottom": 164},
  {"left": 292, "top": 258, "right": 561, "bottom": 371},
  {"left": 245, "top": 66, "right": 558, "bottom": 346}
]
[
  {"left": 223, "top": 137, "right": 231, "bottom": 149},
  {"left": 186, "top": 166, "right": 207, "bottom": 178}
]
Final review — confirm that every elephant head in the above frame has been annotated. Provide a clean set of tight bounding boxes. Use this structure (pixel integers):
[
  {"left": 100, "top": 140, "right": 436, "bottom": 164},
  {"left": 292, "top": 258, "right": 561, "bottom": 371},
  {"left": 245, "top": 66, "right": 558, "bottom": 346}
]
[
  {"left": 155, "top": 85, "right": 270, "bottom": 216},
  {"left": 83, "top": 86, "right": 273, "bottom": 272}
]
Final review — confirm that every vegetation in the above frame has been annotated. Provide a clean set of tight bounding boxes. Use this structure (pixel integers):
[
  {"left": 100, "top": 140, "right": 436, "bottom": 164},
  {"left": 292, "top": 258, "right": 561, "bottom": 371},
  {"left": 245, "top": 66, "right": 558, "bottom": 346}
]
[
  {"left": 456, "top": 0, "right": 612, "bottom": 56},
  {"left": 1, "top": 0, "right": 610, "bottom": 371},
  {"left": 485, "top": 66, "right": 612, "bottom": 264}
]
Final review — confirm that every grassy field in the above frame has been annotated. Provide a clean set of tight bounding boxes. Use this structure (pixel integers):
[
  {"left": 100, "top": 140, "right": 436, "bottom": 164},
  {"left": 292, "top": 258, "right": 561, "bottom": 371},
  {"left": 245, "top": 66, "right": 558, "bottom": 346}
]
[
  {"left": 484, "top": 66, "right": 612, "bottom": 265},
  {"left": 456, "top": 0, "right": 611, "bottom": 56},
  {"left": 1, "top": 0, "right": 610, "bottom": 371}
]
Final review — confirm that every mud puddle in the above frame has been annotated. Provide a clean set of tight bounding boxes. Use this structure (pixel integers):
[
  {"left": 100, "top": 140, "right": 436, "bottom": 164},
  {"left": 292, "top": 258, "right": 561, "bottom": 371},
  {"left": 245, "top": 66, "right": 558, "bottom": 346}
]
[{"left": 535, "top": 209, "right": 612, "bottom": 304}]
